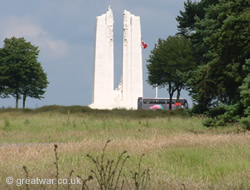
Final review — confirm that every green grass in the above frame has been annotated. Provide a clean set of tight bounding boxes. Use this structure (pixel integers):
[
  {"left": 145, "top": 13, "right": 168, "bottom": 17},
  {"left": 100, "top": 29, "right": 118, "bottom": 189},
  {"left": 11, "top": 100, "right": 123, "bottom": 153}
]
[
  {"left": 0, "top": 106, "right": 249, "bottom": 189},
  {"left": 0, "top": 107, "right": 202, "bottom": 144}
]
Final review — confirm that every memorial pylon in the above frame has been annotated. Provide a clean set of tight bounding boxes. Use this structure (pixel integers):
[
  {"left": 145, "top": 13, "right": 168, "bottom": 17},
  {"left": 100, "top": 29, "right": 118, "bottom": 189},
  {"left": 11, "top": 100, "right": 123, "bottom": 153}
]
[
  {"left": 90, "top": 7, "right": 143, "bottom": 110},
  {"left": 89, "top": 7, "right": 114, "bottom": 109},
  {"left": 121, "top": 10, "right": 143, "bottom": 109}
]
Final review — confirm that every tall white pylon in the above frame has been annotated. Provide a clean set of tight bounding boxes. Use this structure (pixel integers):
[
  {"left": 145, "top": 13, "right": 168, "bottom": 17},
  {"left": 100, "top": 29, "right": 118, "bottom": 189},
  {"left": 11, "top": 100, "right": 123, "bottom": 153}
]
[
  {"left": 121, "top": 10, "right": 143, "bottom": 109},
  {"left": 90, "top": 7, "right": 114, "bottom": 109},
  {"left": 90, "top": 7, "right": 143, "bottom": 110}
]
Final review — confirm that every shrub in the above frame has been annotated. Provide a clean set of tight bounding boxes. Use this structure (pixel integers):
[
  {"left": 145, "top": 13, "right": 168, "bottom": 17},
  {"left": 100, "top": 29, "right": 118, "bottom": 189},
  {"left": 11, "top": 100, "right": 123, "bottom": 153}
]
[
  {"left": 239, "top": 116, "right": 250, "bottom": 130},
  {"left": 202, "top": 118, "right": 215, "bottom": 127},
  {"left": 206, "top": 105, "right": 226, "bottom": 118},
  {"left": 215, "top": 119, "right": 225, "bottom": 126}
]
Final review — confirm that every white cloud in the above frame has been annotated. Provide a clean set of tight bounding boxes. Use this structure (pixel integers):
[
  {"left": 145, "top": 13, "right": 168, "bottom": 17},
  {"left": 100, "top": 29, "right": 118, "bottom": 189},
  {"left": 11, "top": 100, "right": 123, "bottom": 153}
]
[
  {"left": 0, "top": 16, "right": 69, "bottom": 58},
  {"left": 43, "top": 39, "right": 69, "bottom": 57}
]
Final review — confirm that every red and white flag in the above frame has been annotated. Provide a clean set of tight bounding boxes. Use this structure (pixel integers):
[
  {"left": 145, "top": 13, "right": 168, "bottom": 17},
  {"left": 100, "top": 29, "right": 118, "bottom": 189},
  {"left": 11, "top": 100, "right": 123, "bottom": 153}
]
[{"left": 141, "top": 40, "right": 148, "bottom": 49}]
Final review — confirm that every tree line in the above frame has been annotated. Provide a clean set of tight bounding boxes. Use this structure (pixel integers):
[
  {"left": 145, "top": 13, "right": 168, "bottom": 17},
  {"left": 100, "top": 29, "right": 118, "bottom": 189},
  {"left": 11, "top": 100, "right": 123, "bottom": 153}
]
[
  {"left": 0, "top": 37, "right": 49, "bottom": 109},
  {"left": 147, "top": 0, "right": 249, "bottom": 127}
]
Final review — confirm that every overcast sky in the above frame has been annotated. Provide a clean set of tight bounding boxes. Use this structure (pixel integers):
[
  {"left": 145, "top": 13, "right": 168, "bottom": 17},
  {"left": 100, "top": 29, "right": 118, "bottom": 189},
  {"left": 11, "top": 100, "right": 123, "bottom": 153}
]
[{"left": 0, "top": 0, "right": 192, "bottom": 108}]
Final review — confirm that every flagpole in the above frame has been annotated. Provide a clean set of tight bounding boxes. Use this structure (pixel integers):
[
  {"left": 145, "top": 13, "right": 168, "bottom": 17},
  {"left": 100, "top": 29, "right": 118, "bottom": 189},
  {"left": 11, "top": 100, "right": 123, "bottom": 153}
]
[{"left": 156, "top": 84, "right": 158, "bottom": 98}]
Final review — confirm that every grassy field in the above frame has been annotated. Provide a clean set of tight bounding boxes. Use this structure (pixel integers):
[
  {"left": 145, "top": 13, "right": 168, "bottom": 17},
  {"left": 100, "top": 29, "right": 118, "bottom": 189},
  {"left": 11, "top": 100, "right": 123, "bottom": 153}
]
[{"left": 0, "top": 106, "right": 249, "bottom": 190}]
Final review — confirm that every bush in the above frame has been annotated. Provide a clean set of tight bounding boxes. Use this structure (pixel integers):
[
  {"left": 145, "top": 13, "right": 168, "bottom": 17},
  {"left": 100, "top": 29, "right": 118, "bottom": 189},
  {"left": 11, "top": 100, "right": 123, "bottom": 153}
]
[
  {"left": 202, "top": 118, "right": 215, "bottom": 127},
  {"left": 206, "top": 105, "right": 226, "bottom": 118},
  {"left": 215, "top": 119, "right": 225, "bottom": 126},
  {"left": 240, "top": 116, "right": 250, "bottom": 130},
  {"left": 201, "top": 103, "right": 246, "bottom": 127}
]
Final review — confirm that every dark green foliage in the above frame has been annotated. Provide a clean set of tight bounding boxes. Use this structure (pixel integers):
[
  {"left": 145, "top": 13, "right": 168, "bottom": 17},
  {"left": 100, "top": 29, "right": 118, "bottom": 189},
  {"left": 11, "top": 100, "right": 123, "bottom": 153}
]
[
  {"left": 205, "top": 106, "right": 227, "bottom": 119},
  {"left": 215, "top": 119, "right": 226, "bottom": 127},
  {"left": 239, "top": 59, "right": 250, "bottom": 116},
  {"left": 0, "top": 37, "right": 49, "bottom": 108},
  {"left": 177, "top": 0, "right": 250, "bottom": 124},
  {"left": 189, "top": 0, "right": 249, "bottom": 110},
  {"left": 239, "top": 116, "right": 250, "bottom": 130},
  {"left": 202, "top": 103, "right": 244, "bottom": 127},
  {"left": 176, "top": 0, "right": 218, "bottom": 35},
  {"left": 202, "top": 117, "right": 227, "bottom": 128},
  {"left": 202, "top": 118, "right": 215, "bottom": 127},
  {"left": 200, "top": 61, "right": 249, "bottom": 127},
  {"left": 220, "top": 103, "right": 244, "bottom": 122},
  {"left": 177, "top": 0, "right": 219, "bottom": 67}
]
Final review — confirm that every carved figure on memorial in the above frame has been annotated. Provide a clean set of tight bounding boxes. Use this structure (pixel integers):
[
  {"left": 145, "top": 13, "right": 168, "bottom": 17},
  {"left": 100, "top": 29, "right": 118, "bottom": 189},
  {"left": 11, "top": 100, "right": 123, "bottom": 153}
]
[
  {"left": 106, "top": 6, "right": 114, "bottom": 47},
  {"left": 123, "top": 11, "right": 128, "bottom": 47},
  {"left": 114, "top": 82, "right": 123, "bottom": 103}
]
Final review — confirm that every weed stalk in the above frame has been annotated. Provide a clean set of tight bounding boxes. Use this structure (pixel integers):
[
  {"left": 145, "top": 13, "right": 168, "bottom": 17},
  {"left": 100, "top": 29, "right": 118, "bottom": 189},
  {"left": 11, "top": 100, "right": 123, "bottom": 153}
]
[
  {"left": 132, "top": 154, "right": 150, "bottom": 190},
  {"left": 87, "top": 140, "right": 129, "bottom": 190},
  {"left": 22, "top": 165, "right": 29, "bottom": 190},
  {"left": 77, "top": 175, "right": 93, "bottom": 190},
  {"left": 54, "top": 144, "right": 59, "bottom": 190}
]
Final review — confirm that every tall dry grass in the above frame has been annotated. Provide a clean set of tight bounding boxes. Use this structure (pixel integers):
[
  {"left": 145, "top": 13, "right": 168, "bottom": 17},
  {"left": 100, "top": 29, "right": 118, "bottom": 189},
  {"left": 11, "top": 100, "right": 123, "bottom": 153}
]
[{"left": 0, "top": 108, "right": 249, "bottom": 189}]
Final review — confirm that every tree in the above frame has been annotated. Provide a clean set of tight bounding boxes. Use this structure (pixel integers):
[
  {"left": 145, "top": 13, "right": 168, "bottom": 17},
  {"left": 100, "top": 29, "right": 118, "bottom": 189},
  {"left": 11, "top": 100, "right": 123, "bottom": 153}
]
[
  {"left": 0, "top": 83, "right": 4, "bottom": 98},
  {"left": 240, "top": 59, "right": 250, "bottom": 116},
  {"left": 197, "top": 0, "right": 248, "bottom": 107},
  {"left": 176, "top": 0, "right": 219, "bottom": 69},
  {"left": 0, "top": 37, "right": 49, "bottom": 108},
  {"left": 147, "top": 35, "right": 195, "bottom": 110},
  {"left": 177, "top": 0, "right": 249, "bottom": 115},
  {"left": 176, "top": 0, "right": 219, "bottom": 36},
  {"left": 20, "top": 63, "right": 49, "bottom": 109}
]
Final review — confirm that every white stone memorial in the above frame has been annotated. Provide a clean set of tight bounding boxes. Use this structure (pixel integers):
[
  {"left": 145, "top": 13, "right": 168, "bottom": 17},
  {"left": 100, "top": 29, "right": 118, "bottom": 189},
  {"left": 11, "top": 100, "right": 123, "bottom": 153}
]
[{"left": 89, "top": 7, "right": 143, "bottom": 110}]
